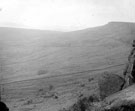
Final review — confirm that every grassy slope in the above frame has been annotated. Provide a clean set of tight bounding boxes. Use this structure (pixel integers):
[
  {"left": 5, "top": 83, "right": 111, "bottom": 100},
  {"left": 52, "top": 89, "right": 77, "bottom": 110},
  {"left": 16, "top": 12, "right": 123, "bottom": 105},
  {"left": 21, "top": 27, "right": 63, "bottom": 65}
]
[
  {"left": 1, "top": 22, "right": 134, "bottom": 83},
  {"left": 0, "top": 22, "right": 135, "bottom": 111}
]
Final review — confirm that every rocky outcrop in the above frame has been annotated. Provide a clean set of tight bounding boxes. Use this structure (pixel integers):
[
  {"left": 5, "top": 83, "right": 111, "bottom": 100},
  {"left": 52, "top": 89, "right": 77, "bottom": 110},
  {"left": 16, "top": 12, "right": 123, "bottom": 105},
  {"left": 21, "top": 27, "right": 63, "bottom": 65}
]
[
  {"left": 59, "top": 85, "right": 135, "bottom": 111},
  {"left": 102, "top": 84, "right": 135, "bottom": 111},
  {"left": 103, "top": 100, "right": 135, "bottom": 111}
]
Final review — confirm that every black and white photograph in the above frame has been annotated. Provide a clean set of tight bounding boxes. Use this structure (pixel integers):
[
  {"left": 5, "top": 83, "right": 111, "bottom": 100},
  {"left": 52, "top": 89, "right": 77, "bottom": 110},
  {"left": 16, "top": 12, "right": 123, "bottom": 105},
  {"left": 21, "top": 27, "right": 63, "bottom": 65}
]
[{"left": 0, "top": 0, "right": 135, "bottom": 111}]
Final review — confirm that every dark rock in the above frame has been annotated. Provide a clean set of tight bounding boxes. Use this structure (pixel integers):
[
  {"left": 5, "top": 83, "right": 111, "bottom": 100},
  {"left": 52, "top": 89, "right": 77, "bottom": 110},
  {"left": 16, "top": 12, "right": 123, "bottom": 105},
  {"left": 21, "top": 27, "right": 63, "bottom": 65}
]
[{"left": 0, "top": 101, "right": 9, "bottom": 111}]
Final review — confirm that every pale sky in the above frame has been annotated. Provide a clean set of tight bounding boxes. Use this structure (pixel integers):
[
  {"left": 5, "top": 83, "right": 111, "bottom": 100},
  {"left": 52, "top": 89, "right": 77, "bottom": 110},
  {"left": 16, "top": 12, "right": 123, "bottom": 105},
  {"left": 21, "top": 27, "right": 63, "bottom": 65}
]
[{"left": 0, "top": 0, "right": 134, "bottom": 31}]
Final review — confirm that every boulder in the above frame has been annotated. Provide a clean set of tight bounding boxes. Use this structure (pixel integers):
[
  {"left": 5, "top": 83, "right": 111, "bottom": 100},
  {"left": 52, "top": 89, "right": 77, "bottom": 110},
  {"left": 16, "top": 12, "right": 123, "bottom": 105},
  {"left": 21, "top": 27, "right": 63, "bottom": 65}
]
[{"left": 0, "top": 101, "right": 9, "bottom": 111}]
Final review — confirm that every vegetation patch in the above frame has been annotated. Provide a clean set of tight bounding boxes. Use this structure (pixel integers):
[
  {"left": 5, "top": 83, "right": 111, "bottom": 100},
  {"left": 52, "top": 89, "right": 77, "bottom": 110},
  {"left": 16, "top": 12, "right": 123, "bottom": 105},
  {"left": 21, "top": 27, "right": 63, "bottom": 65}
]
[
  {"left": 59, "top": 94, "right": 100, "bottom": 111},
  {"left": 37, "top": 70, "right": 48, "bottom": 75},
  {"left": 98, "top": 72, "right": 125, "bottom": 100}
]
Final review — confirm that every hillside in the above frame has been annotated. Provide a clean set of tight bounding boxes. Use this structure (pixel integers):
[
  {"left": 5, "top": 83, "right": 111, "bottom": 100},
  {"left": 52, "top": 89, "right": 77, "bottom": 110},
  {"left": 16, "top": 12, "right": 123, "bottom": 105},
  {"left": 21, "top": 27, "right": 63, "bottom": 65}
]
[
  {"left": 1, "top": 22, "right": 135, "bottom": 83},
  {"left": 0, "top": 22, "right": 135, "bottom": 111}
]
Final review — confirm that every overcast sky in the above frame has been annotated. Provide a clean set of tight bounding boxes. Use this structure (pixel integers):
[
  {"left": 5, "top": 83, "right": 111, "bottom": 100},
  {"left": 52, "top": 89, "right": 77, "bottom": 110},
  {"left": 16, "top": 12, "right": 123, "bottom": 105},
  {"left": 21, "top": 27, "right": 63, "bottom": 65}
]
[{"left": 0, "top": 0, "right": 134, "bottom": 31}]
